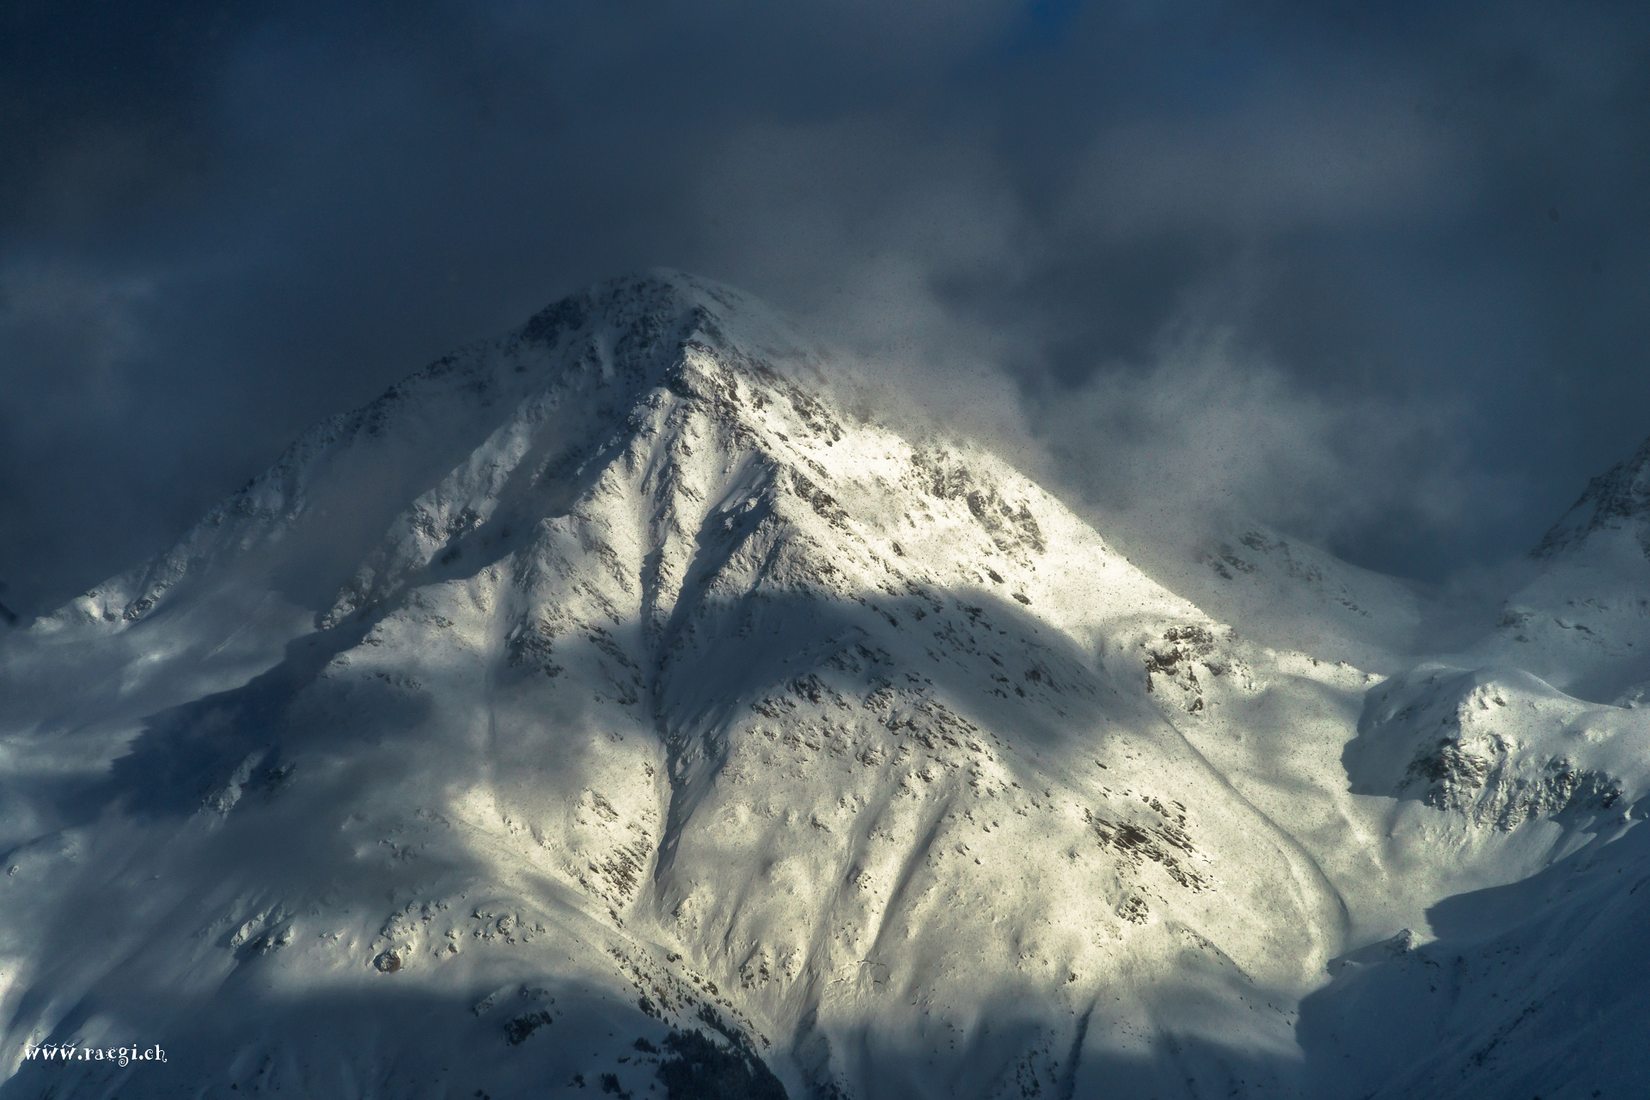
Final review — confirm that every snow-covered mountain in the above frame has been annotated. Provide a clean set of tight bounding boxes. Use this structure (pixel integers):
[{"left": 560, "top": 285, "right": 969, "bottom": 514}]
[
  {"left": 1464, "top": 438, "right": 1650, "bottom": 707},
  {"left": 2, "top": 272, "right": 1646, "bottom": 1098}
]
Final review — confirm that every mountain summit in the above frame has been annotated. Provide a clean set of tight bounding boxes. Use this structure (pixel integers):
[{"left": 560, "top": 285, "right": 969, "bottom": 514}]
[{"left": 3, "top": 274, "right": 1648, "bottom": 1098}]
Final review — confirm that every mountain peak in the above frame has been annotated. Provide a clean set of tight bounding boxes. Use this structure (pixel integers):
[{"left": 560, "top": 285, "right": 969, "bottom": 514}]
[
  {"left": 44, "top": 271, "right": 832, "bottom": 634},
  {"left": 1534, "top": 433, "right": 1650, "bottom": 558},
  {"left": 518, "top": 269, "right": 712, "bottom": 343},
  {"left": 516, "top": 268, "right": 812, "bottom": 370}
]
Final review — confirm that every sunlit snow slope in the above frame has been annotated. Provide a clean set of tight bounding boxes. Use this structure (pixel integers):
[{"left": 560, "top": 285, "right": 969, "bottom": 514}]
[{"left": 1, "top": 272, "right": 1647, "bottom": 1099}]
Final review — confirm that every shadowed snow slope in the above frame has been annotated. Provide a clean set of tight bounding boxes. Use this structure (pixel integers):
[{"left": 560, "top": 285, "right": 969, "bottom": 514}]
[{"left": 2, "top": 272, "right": 1647, "bottom": 1098}]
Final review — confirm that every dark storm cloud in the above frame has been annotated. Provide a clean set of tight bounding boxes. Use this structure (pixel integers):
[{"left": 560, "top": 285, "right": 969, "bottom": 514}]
[{"left": 2, "top": 1, "right": 1647, "bottom": 614}]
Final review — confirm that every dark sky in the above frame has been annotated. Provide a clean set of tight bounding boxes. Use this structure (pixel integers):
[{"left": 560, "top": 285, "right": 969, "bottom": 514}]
[{"left": 3, "top": 2, "right": 1648, "bottom": 615}]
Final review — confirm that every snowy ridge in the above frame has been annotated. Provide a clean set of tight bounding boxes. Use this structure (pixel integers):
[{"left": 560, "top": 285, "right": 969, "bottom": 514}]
[
  {"left": 1347, "top": 664, "right": 1647, "bottom": 830},
  {"left": 2, "top": 273, "right": 1649, "bottom": 1097}
]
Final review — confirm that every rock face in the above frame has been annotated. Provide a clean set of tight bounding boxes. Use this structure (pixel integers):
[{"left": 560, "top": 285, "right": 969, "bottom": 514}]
[{"left": 2, "top": 271, "right": 1649, "bottom": 1099}]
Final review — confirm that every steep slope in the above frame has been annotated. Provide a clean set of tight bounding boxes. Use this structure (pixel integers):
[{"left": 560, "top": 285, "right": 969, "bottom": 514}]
[
  {"left": 0, "top": 273, "right": 1341, "bottom": 1099},
  {"left": 1297, "top": 816, "right": 1650, "bottom": 1099},
  {"left": 1470, "top": 434, "right": 1650, "bottom": 704},
  {"left": 1148, "top": 523, "right": 1430, "bottom": 675}
]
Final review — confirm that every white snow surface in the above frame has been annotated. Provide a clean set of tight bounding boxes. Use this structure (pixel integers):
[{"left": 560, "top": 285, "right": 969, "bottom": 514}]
[{"left": 1, "top": 271, "right": 1647, "bottom": 1098}]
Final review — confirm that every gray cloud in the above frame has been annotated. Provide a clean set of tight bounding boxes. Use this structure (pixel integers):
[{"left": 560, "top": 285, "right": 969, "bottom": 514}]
[{"left": 2, "top": 1, "right": 1648, "bottom": 614}]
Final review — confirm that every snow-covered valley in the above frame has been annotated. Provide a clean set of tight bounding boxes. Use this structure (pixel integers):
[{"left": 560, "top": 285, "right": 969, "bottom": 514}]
[{"left": 2, "top": 272, "right": 1646, "bottom": 1098}]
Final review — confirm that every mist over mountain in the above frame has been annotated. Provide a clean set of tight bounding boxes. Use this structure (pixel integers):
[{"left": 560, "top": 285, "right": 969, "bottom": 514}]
[
  {"left": 5, "top": 3, "right": 1650, "bottom": 616},
  {"left": 3, "top": 273, "right": 1648, "bottom": 1098}
]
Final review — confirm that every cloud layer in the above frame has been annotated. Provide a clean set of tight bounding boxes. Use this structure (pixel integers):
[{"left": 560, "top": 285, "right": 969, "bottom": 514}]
[{"left": 3, "top": 2, "right": 1648, "bottom": 612}]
